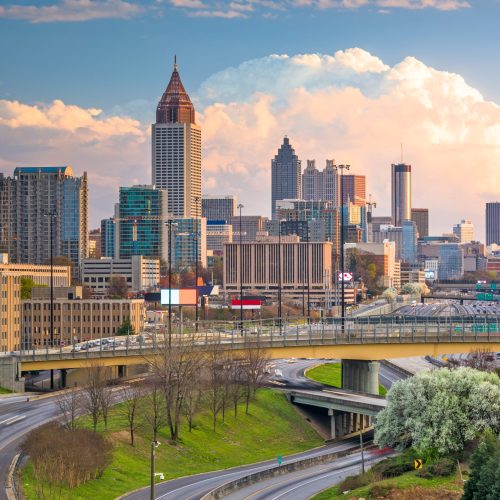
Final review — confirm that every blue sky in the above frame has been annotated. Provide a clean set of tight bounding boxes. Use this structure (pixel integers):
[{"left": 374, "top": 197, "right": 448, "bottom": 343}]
[{"left": 0, "top": 0, "right": 499, "bottom": 236}]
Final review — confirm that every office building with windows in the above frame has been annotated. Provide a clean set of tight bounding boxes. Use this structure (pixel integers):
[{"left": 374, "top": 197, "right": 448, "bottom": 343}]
[
  {"left": 391, "top": 163, "right": 412, "bottom": 226},
  {"left": 411, "top": 208, "right": 429, "bottom": 238},
  {"left": 271, "top": 137, "right": 301, "bottom": 217},
  {"left": 229, "top": 215, "right": 268, "bottom": 243},
  {"left": 115, "top": 185, "right": 168, "bottom": 260},
  {"left": 302, "top": 159, "right": 340, "bottom": 205},
  {"left": 486, "top": 202, "right": 500, "bottom": 246},
  {"left": 438, "top": 244, "right": 464, "bottom": 280},
  {"left": 452, "top": 219, "right": 474, "bottom": 243},
  {"left": 171, "top": 217, "right": 207, "bottom": 268},
  {"left": 152, "top": 59, "right": 201, "bottom": 218},
  {"left": 206, "top": 220, "right": 233, "bottom": 254},
  {"left": 202, "top": 195, "right": 236, "bottom": 222},
  {"left": 402, "top": 220, "right": 418, "bottom": 264},
  {"left": 341, "top": 174, "right": 366, "bottom": 206},
  {"left": 100, "top": 218, "right": 116, "bottom": 258}
]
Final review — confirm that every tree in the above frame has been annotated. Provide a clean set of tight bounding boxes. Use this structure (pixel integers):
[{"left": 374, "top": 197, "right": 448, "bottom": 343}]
[
  {"left": 449, "top": 348, "right": 497, "bottom": 373},
  {"left": 463, "top": 430, "right": 500, "bottom": 500},
  {"left": 108, "top": 275, "right": 128, "bottom": 298},
  {"left": 241, "top": 340, "right": 269, "bottom": 414},
  {"left": 382, "top": 287, "right": 398, "bottom": 303},
  {"left": 20, "top": 277, "right": 46, "bottom": 300},
  {"left": 143, "top": 376, "right": 167, "bottom": 442},
  {"left": 55, "top": 386, "right": 84, "bottom": 431},
  {"left": 375, "top": 367, "right": 500, "bottom": 455},
  {"left": 121, "top": 383, "right": 144, "bottom": 446},
  {"left": 117, "top": 318, "right": 135, "bottom": 336},
  {"left": 204, "top": 341, "right": 226, "bottom": 431},
  {"left": 401, "top": 282, "right": 430, "bottom": 296},
  {"left": 82, "top": 362, "right": 111, "bottom": 432}
]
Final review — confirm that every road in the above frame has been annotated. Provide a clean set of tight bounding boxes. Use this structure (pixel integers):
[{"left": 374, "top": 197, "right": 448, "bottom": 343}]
[
  {"left": 222, "top": 449, "right": 392, "bottom": 500},
  {"left": 0, "top": 395, "right": 59, "bottom": 500},
  {"left": 124, "top": 436, "right": 368, "bottom": 500}
]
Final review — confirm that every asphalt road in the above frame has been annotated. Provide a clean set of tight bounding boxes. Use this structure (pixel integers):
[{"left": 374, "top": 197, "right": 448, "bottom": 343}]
[
  {"left": 124, "top": 436, "right": 366, "bottom": 500},
  {"left": 222, "top": 449, "right": 392, "bottom": 500},
  {"left": 0, "top": 395, "right": 59, "bottom": 500}
]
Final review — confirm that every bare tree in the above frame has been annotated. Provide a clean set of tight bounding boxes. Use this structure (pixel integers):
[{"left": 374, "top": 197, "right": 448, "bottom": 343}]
[
  {"left": 149, "top": 333, "right": 204, "bottom": 441},
  {"left": 55, "top": 386, "right": 84, "bottom": 430},
  {"left": 227, "top": 357, "right": 246, "bottom": 417},
  {"left": 121, "top": 383, "right": 144, "bottom": 446},
  {"left": 83, "top": 363, "right": 104, "bottom": 432},
  {"left": 204, "top": 341, "right": 226, "bottom": 432},
  {"left": 242, "top": 340, "right": 269, "bottom": 414},
  {"left": 449, "top": 348, "right": 496, "bottom": 372},
  {"left": 143, "top": 376, "right": 167, "bottom": 442},
  {"left": 100, "top": 379, "right": 113, "bottom": 431}
]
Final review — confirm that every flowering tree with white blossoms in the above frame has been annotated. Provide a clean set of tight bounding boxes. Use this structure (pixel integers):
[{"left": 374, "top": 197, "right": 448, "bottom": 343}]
[{"left": 375, "top": 367, "right": 500, "bottom": 455}]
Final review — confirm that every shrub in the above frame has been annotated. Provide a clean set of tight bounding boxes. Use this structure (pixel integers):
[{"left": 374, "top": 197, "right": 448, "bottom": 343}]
[{"left": 372, "top": 456, "right": 413, "bottom": 478}]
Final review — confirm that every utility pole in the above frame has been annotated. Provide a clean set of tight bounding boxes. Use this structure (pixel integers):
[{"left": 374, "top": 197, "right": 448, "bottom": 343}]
[
  {"left": 238, "top": 204, "right": 244, "bottom": 336},
  {"left": 44, "top": 210, "right": 56, "bottom": 389},
  {"left": 360, "top": 422, "right": 365, "bottom": 474},
  {"left": 337, "top": 164, "right": 350, "bottom": 333},
  {"left": 278, "top": 219, "right": 282, "bottom": 334},
  {"left": 165, "top": 219, "right": 176, "bottom": 347},
  {"left": 194, "top": 196, "right": 200, "bottom": 332},
  {"left": 150, "top": 440, "right": 160, "bottom": 500}
]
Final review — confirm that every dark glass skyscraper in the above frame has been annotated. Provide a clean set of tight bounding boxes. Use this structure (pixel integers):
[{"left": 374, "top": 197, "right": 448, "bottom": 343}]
[
  {"left": 486, "top": 202, "right": 500, "bottom": 245},
  {"left": 271, "top": 137, "right": 301, "bottom": 218},
  {"left": 391, "top": 163, "right": 412, "bottom": 226}
]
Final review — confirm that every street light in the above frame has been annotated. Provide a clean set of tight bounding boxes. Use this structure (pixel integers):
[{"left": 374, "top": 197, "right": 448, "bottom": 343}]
[
  {"left": 238, "top": 204, "right": 244, "bottom": 336},
  {"left": 194, "top": 196, "right": 200, "bottom": 332},
  {"left": 150, "top": 440, "right": 160, "bottom": 500},
  {"left": 43, "top": 209, "right": 56, "bottom": 389},
  {"left": 278, "top": 219, "right": 284, "bottom": 335},
  {"left": 337, "top": 164, "right": 350, "bottom": 333},
  {"left": 165, "top": 219, "right": 177, "bottom": 348}
]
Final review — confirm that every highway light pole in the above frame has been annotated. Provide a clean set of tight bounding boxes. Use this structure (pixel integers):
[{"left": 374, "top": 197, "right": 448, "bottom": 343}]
[
  {"left": 150, "top": 440, "right": 160, "bottom": 500},
  {"left": 278, "top": 219, "right": 283, "bottom": 334},
  {"left": 194, "top": 196, "right": 200, "bottom": 333},
  {"left": 337, "top": 164, "right": 350, "bottom": 333},
  {"left": 44, "top": 210, "right": 57, "bottom": 389},
  {"left": 165, "top": 219, "right": 176, "bottom": 348},
  {"left": 238, "top": 204, "right": 244, "bottom": 336}
]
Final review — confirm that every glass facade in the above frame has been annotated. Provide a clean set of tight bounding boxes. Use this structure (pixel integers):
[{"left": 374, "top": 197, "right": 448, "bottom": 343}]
[
  {"left": 100, "top": 218, "right": 115, "bottom": 258},
  {"left": 438, "top": 243, "right": 464, "bottom": 280},
  {"left": 402, "top": 220, "right": 418, "bottom": 264}
]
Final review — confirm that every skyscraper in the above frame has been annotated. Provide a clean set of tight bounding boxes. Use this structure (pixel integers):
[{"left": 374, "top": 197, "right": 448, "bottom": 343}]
[
  {"left": 115, "top": 185, "right": 168, "bottom": 260},
  {"left": 301, "top": 159, "right": 339, "bottom": 205},
  {"left": 391, "top": 163, "right": 412, "bottom": 226},
  {"left": 100, "top": 218, "right": 115, "bottom": 258},
  {"left": 0, "top": 166, "right": 88, "bottom": 274},
  {"left": 271, "top": 137, "right": 301, "bottom": 218},
  {"left": 402, "top": 220, "right": 418, "bottom": 264},
  {"left": 411, "top": 208, "right": 429, "bottom": 238},
  {"left": 152, "top": 58, "right": 201, "bottom": 218},
  {"left": 452, "top": 219, "right": 474, "bottom": 243},
  {"left": 486, "top": 202, "right": 500, "bottom": 246},
  {"left": 341, "top": 174, "right": 366, "bottom": 206},
  {"left": 202, "top": 195, "right": 237, "bottom": 222}
]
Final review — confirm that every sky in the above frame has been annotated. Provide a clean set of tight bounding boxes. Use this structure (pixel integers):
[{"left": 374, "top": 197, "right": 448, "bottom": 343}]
[{"left": 1, "top": 0, "right": 500, "bottom": 239}]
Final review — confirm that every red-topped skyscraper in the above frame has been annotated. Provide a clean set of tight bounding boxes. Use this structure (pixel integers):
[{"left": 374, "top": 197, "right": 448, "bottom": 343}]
[{"left": 152, "top": 57, "right": 201, "bottom": 218}]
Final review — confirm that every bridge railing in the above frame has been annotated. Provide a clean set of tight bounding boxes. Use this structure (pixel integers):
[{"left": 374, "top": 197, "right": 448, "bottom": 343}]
[{"left": 15, "top": 316, "right": 500, "bottom": 362}]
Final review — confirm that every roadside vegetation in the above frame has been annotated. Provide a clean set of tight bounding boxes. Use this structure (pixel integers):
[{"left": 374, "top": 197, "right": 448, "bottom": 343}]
[
  {"left": 305, "top": 362, "right": 387, "bottom": 396},
  {"left": 315, "top": 364, "right": 500, "bottom": 499},
  {"left": 21, "top": 337, "right": 323, "bottom": 499}
]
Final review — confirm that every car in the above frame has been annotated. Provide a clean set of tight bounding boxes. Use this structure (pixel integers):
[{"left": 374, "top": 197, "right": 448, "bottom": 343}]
[
  {"left": 71, "top": 345, "right": 82, "bottom": 352},
  {"left": 496, "top": 353, "right": 500, "bottom": 360}
]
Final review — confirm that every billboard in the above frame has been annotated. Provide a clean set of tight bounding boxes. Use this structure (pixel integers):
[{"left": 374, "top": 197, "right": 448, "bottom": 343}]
[
  {"left": 231, "top": 299, "right": 261, "bottom": 310},
  {"left": 337, "top": 272, "right": 353, "bottom": 282},
  {"left": 160, "top": 289, "right": 198, "bottom": 306}
]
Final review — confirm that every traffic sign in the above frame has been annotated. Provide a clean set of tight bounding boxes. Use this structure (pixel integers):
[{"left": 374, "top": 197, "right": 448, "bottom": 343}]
[
  {"left": 338, "top": 272, "right": 353, "bottom": 282},
  {"left": 414, "top": 459, "right": 423, "bottom": 469}
]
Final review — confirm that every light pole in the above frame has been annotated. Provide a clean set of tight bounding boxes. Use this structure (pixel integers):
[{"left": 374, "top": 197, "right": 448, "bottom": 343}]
[
  {"left": 44, "top": 210, "right": 56, "bottom": 389},
  {"left": 278, "top": 219, "right": 282, "bottom": 334},
  {"left": 337, "top": 164, "right": 350, "bottom": 333},
  {"left": 165, "top": 219, "right": 176, "bottom": 348},
  {"left": 194, "top": 196, "right": 200, "bottom": 332},
  {"left": 150, "top": 440, "right": 160, "bottom": 500},
  {"left": 238, "top": 204, "right": 244, "bottom": 336}
]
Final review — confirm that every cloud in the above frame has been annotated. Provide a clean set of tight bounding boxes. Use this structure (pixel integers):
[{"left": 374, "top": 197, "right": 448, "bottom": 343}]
[
  {"left": 0, "top": 99, "right": 148, "bottom": 226},
  {"left": 167, "top": 0, "right": 470, "bottom": 19},
  {"left": 197, "top": 48, "right": 499, "bottom": 237},
  {"left": 1, "top": 47, "right": 498, "bottom": 238},
  {"left": 0, "top": 0, "right": 144, "bottom": 23}
]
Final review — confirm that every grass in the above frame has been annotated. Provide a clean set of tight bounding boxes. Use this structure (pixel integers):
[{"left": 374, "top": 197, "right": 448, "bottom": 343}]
[
  {"left": 312, "top": 469, "right": 463, "bottom": 499},
  {"left": 0, "top": 386, "right": 13, "bottom": 394},
  {"left": 305, "top": 363, "right": 387, "bottom": 396},
  {"left": 22, "top": 389, "right": 323, "bottom": 500}
]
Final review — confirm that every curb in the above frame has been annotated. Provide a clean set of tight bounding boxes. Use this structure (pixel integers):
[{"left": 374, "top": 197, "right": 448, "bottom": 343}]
[{"left": 5, "top": 452, "right": 21, "bottom": 500}]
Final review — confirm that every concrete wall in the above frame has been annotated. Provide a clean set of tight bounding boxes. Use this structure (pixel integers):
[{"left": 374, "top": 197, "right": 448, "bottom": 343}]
[{"left": 0, "top": 356, "right": 25, "bottom": 392}]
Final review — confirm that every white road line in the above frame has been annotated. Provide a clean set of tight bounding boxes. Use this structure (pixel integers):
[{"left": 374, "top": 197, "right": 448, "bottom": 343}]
[{"left": 0, "top": 415, "right": 26, "bottom": 426}]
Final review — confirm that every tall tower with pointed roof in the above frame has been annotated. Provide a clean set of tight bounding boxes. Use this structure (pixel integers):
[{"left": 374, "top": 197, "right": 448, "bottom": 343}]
[{"left": 152, "top": 58, "right": 201, "bottom": 218}]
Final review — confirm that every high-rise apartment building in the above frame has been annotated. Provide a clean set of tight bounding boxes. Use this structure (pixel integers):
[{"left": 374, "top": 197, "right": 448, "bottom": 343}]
[
  {"left": 206, "top": 221, "right": 233, "bottom": 254},
  {"left": 302, "top": 160, "right": 339, "bottom": 205},
  {"left": 171, "top": 217, "right": 207, "bottom": 268},
  {"left": 115, "top": 186, "right": 168, "bottom": 260},
  {"left": 391, "top": 163, "right": 412, "bottom": 226},
  {"left": 411, "top": 208, "right": 429, "bottom": 238},
  {"left": 0, "top": 166, "right": 88, "bottom": 275},
  {"left": 271, "top": 137, "right": 301, "bottom": 217},
  {"left": 202, "top": 195, "right": 237, "bottom": 222},
  {"left": 402, "top": 220, "right": 418, "bottom": 264},
  {"left": 486, "top": 202, "right": 500, "bottom": 246},
  {"left": 152, "top": 59, "right": 201, "bottom": 218},
  {"left": 452, "top": 219, "right": 474, "bottom": 243},
  {"left": 341, "top": 174, "right": 366, "bottom": 206}
]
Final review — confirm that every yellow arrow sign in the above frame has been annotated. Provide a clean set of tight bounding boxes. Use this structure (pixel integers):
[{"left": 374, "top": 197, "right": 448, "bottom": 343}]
[{"left": 414, "top": 459, "right": 423, "bottom": 469}]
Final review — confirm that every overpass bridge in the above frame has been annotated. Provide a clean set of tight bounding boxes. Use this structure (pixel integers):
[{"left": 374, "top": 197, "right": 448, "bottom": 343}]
[{"left": 1, "top": 317, "right": 499, "bottom": 392}]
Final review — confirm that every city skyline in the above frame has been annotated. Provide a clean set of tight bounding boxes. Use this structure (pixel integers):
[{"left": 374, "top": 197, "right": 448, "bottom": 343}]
[{"left": 1, "top": 4, "right": 500, "bottom": 237}]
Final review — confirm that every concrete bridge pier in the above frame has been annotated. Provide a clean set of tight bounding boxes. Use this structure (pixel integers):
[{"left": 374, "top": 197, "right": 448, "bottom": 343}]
[
  {"left": 329, "top": 409, "right": 372, "bottom": 440},
  {"left": 341, "top": 359, "right": 380, "bottom": 395},
  {"left": 60, "top": 369, "right": 67, "bottom": 389}
]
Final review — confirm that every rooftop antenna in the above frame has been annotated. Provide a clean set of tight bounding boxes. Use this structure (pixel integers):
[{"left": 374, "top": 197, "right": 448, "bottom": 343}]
[
  {"left": 174, "top": 54, "right": 177, "bottom": 71},
  {"left": 400, "top": 143, "right": 403, "bottom": 163}
]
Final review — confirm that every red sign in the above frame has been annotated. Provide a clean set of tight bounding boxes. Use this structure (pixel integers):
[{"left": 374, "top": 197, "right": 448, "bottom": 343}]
[
  {"left": 338, "top": 272, "right": 353, "bottom": 282},
  {"left": 231, "top": 299, "right": 261, "bottom": 310}
]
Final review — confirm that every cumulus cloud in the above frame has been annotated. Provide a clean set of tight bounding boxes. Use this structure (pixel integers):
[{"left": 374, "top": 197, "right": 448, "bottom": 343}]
[
  {"left": 198, "top": 48, "right": 499, "bottom": 236},
  {"left": 0, "top": 99, "right": 148, "bottom": 225},
  {"left": 0, "top": 0, "right": 144, "bottom": 23}
]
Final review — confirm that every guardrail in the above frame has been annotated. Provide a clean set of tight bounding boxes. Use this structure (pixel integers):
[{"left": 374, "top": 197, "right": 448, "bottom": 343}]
[{"left": 13, "top": 316, "right": 500, "bottom": 362}]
